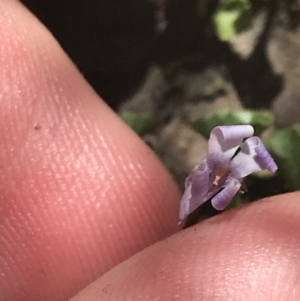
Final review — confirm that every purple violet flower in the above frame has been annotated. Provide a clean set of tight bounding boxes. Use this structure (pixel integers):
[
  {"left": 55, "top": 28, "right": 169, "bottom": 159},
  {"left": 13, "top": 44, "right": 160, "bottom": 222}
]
[{"left": 179, "top": 125, "right": 278, "bottom": 221}]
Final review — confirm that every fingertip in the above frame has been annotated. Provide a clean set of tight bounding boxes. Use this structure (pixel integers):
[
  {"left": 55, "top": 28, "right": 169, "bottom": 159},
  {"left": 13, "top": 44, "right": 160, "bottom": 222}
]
[
  {"left": 71, "top": 192, "right": 300, "bottom": 301},
  {"left": 0, "top": 2, "right": 181, "bottom": 301}
]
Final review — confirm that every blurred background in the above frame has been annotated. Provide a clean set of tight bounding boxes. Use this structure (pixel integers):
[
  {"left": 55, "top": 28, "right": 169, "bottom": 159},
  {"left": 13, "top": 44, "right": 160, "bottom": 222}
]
[{"left": 21, "top": 0, "right": 300, "bottom": 221}]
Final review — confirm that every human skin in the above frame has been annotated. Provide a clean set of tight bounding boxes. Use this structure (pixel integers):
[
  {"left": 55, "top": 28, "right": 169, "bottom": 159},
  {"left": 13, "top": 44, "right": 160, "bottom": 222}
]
[{"left": 1, "top": 1, "right": 300, "bottom": 301}]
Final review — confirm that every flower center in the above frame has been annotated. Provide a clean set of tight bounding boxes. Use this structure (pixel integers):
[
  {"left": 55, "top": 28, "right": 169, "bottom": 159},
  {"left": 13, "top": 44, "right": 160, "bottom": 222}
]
[{"left": 213, "top": 165, "right": 229, "bottom": 185}]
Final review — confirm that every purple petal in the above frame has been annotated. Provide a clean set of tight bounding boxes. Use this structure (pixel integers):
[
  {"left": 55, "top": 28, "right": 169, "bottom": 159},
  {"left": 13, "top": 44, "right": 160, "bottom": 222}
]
[
  {"left": 230, "top": 137, "right": 278, "bottom": 178},
  {"left": 179, "top": 158, "right": 213, "bottom": 220},
  {"left": 208, "top": 125, "right": 254, "bottom": 168},
  {"left": 255, "top": 140, "right": 278, "bottom": 173},
  {"left": 211, "top": 177, "right": 241, "bottom": 210},
  {"left": 179, "top": 184, "right": 193, "bottom": 221},
  {"left": 185, "top": 157, "right": 210, "bottom": 188},
  {"left": 190, "top": 158, "right": 210, "bottom": 196}
]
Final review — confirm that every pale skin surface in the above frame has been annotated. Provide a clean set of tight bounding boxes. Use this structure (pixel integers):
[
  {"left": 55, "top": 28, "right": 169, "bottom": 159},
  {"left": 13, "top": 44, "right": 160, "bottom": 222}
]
[{"left": 0, "top": 1, "right": 300, "bottom": 300}]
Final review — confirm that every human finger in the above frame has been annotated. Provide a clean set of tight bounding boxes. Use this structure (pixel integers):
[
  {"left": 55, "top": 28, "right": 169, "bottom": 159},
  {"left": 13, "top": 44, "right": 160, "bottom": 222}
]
[
  {"left": 71, "top": 192, "right": 300, "bottom": 301},
  {"left": 0, "top": 2, "right": 180, "bottom": 301}
]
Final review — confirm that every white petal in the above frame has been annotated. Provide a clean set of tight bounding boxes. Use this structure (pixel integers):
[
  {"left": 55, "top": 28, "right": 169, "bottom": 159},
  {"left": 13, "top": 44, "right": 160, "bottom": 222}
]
[
  {"left": 211, "top": 177, "right": 241, "bottom": 210},
  {"left": 230, "top": 136, "right": 277, "bottom": 178},
  {"left": 208, "top": 125, "right": 254, "bottom": 168}
]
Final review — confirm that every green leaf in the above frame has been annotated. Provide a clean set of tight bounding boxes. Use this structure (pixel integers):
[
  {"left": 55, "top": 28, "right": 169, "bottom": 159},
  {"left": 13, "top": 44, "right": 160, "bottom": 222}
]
[
  {"left": 213, "top": 0, "right": 251, "bottom": 41},
  {"left": 192, "top": 109, "right": 274, "bottom": 139},
  {"left": 265, "top": 124, "right": 300, "bottom": 191},
  {"left": 120, "top": 111, "right": 156, "bottom": 136}
]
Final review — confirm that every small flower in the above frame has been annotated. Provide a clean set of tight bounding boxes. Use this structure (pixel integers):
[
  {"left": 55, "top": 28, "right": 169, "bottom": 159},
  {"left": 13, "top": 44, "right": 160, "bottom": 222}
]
[{"left": 179, "top": 125, "right": 278, "bottom": 220}]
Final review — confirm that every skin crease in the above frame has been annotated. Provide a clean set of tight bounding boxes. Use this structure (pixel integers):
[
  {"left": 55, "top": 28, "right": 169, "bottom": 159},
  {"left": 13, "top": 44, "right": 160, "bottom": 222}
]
[{"left": 1, "top": 1, "right": 300, "bottom": 301}]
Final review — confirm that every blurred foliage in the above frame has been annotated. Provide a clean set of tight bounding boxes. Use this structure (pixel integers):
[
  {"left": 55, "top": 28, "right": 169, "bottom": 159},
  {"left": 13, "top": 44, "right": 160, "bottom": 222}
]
[
  {"left": 192, "top": 109, "right": 274, "bottom": 138},
  {"left": 120, "top": 111, "right": 156, "bottom": 136},
  {"left": 208, "top": 0, "right": 252, "bottom": 41},
  {"left": 163, "top": 52, "right": 210, "bottom": 80},
  {"left": 163, "top": 52, "right": 226, "bottom": 99},
  {"left": 266, "top": 124, "right": 300, "bottom": 191},
  {"left": 200, "top": 75, "right": 226, "bottom": 98},
  {"left": 197, "top": 0, "right": 211, "bottom": 19},
  {"left": 174, "top": 72, "right": 226, "bottom": 99}
]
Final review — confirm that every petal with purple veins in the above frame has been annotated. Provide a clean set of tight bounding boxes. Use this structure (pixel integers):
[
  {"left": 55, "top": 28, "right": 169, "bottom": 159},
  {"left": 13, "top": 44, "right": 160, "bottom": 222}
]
[
  {"left": 208, "top": 125, "right": 254, "bottom": 169},
  {"left": 211, "top": 176, "right": 241, "bottom": 210},
  {"left": 179, "top": 158, "right": 213, "bottom": 220},
  {"left": 179, "top": 183, "right": 192, "bottom": 221},
  {"left": 190, "top": 158, "right": 211, "bottom": 196},
  {"left": 230, "top": 136, "right": 278, "bottom": 178},
  {"left": 255, "top": 139, "right": 278, "bottom": 173}
]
